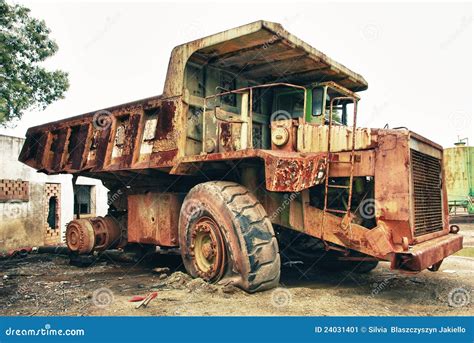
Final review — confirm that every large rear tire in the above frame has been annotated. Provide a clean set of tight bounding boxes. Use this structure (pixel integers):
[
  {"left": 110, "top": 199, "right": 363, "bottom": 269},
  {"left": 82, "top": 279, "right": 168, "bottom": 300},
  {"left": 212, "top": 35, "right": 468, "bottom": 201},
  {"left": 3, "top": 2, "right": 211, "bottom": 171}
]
[{"left": 179, "top": 181, "right": 280, "bottom": 293}]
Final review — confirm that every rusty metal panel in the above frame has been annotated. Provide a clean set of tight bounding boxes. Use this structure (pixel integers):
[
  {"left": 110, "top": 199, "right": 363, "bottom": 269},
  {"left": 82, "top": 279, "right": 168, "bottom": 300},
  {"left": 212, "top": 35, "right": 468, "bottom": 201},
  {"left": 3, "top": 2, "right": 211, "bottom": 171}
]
[
  {"left": 299, "top": 124, "right": 375, "bottom": 153},
  {"left": 18, "top": 132, "right": 47, "bottom": 170},
  {"left": 217, "top": 121, "right": 243, "bottom": 152},
  {"left": 94, "top": 124, "right": 112, "bottom": 170},
  {"left": 264, "top": 155, "right": 326, "bottom": 192},
  {"left": 19, "top": 95, "right": 180, "bottom": 174},
  {"left": 66, "top": 124, "right": 89, "bottom": 170},
  {"left": 127, "top": 192, "right": 181, "bottom": 247},
  {"left": 153, "top": 100, "right": 178, "bottom": 150},
  {"left": 328, "top": 150, "right": 375, "bottom": 177},
  {"left": 121, "top": 113, "right": 142, "bottom": 168},
  {"left": 51, "top": 129, "right": 68, "bottom": 170},
  {"left": 149, "top": 149, "right": 179, "bottom": 167},
  {"left": 374, "top": 131, "right": 411, "bottom": 222},
  {"left": 84, "top": 129, "right": 100, "bottom": 169},
  {"left": 392, "top": 234, "right": 463, "bottom": 272},
  {"left": 297, "top": 197, "right": 395, "bottom": 258}
]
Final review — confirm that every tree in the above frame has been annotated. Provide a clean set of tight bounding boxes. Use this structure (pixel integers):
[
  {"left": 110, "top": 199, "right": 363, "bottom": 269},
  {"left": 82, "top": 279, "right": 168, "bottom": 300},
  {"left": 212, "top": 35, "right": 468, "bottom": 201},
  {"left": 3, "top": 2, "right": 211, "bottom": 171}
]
[{"left": 0, "top": 0, "right": 69, "bottom": 125}]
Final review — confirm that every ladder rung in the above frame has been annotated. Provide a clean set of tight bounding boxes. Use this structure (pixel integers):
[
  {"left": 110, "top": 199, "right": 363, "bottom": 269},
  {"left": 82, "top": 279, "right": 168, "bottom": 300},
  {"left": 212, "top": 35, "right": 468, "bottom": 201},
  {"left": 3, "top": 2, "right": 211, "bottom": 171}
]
[
  {"left": 329, "top": 160, "right": 352, "bottom": 164},
  {"left": 327, "top": 185, "right": 350, "bottom": 189},
  {"left": 324, "top": 208, "right": 347, "bottom": 214}
]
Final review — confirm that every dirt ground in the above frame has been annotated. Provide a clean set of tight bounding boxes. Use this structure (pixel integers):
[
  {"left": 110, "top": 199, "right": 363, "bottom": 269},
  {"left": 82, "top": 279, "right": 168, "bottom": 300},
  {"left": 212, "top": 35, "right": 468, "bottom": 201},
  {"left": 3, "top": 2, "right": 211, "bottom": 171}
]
[{"left": 1, "top": 224, "right": 473, "bottom": 316}]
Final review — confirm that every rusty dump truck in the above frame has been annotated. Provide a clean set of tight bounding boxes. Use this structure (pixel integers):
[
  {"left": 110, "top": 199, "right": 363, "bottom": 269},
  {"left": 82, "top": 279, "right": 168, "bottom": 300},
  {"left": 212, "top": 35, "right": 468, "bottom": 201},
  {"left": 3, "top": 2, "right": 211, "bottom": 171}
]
[{"left": 19, "top": 21, "right": 462, "bottom": 292}]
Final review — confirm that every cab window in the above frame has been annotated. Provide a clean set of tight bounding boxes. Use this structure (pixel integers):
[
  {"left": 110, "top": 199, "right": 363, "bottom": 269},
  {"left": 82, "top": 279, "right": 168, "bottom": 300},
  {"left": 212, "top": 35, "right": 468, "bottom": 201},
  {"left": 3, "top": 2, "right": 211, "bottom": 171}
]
[
  {"left": 312, "top": 87, "right": 324, "bottom": 116},
  {"left": 274, "top": 88, "right": 305, "bottom": 118}
]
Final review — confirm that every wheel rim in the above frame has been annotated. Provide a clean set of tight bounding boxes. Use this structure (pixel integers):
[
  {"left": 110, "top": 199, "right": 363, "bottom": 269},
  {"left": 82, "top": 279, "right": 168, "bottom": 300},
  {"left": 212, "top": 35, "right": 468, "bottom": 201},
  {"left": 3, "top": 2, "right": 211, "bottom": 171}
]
[{"left": 190, "top": 216, "right": 226, "bottom": 281}]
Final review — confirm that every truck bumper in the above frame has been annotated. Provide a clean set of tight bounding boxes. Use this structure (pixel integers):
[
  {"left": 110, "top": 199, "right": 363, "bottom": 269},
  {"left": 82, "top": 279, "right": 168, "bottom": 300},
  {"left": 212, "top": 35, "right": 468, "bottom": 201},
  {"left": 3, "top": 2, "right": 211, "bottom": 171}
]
[{"left": 391, "top": 234, "right": 463, "bottom": 272}]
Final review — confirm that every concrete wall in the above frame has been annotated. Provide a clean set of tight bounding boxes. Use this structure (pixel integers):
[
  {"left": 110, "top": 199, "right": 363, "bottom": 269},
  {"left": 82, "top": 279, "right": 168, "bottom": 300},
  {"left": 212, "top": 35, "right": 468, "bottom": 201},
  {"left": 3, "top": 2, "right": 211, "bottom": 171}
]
[{"left": 0, "top": 135, "right": 109, "bottom": 251}]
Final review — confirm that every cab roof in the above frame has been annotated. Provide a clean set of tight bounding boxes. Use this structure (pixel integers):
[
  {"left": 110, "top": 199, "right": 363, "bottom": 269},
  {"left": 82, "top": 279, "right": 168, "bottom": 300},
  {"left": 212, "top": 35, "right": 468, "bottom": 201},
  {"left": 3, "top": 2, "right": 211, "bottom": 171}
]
[{"left": 164, "top": 20, "right": 368, "bottom": 97}]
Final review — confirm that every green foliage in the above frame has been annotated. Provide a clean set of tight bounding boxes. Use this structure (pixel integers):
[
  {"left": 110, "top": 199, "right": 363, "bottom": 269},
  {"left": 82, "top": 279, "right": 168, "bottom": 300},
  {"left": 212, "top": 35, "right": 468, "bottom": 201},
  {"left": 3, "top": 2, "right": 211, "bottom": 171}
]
[{"left": 0, "top": 0, "right": 69, "bottom": 125}]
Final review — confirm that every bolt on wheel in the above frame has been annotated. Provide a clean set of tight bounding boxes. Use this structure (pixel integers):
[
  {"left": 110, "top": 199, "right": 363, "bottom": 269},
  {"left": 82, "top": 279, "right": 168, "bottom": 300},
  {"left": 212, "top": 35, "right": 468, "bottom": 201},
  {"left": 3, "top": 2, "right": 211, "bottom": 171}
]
[{"left": 190, "top": 216, "right": 226, "bottom": 281}]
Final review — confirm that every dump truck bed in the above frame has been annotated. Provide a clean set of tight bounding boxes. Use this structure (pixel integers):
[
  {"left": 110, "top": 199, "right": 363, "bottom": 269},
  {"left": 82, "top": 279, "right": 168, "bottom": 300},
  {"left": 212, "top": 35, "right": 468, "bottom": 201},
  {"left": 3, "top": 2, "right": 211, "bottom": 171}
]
[
  {"left": 19, "top": 20, "right": 368, "bottom": 176},
  {"left": 19, "top": 95, "right": 181, "bottom": 175}
]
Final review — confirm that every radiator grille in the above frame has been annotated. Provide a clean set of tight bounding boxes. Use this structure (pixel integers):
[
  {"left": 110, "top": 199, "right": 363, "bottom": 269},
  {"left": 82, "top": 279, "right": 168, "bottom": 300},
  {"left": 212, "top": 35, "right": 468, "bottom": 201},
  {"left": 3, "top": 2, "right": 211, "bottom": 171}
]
[{"left": 411, "top": 149, "right": 444, "bottom": 236}]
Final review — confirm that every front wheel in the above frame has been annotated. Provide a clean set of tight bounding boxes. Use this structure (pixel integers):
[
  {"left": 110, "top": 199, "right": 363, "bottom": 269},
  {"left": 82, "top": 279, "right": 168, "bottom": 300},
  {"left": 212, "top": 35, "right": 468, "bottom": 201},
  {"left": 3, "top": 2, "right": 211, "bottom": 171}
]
[{"left": 178, "top": 181, "right": 280, "bottom": 293}]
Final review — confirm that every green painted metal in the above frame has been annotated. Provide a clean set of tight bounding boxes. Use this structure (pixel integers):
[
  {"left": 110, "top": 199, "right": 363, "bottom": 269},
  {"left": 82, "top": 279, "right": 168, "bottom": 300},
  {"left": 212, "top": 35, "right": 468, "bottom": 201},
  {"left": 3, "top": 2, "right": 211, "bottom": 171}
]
[
  {"left": 444, "top": 143, "right": 474, "bottom": 214},
  {"left": 304, "top": 86, "right": 325, "bottom": 124}
]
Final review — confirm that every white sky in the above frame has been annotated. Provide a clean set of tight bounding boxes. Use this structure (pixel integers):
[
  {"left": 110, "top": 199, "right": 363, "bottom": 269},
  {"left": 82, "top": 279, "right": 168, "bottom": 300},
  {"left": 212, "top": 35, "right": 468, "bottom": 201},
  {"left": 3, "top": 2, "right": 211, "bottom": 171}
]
[{"left": 1, "top": 0, "right": 472, "bottom": 148}]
